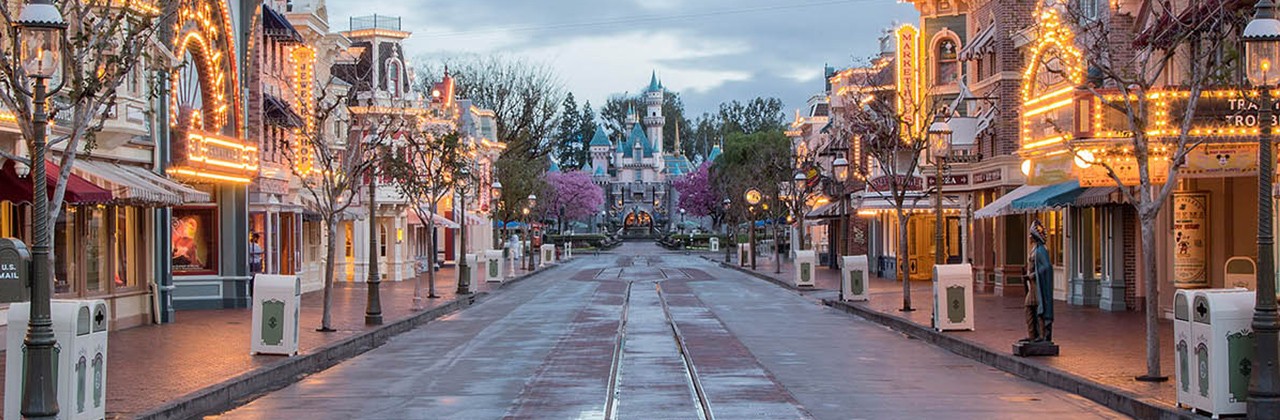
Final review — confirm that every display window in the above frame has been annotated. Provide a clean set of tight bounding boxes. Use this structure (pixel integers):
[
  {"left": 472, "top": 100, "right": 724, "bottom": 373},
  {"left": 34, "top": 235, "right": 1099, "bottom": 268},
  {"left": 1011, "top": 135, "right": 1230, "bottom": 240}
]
[{"left": 172, "top": 208, "right": 218, "bottom": 274}]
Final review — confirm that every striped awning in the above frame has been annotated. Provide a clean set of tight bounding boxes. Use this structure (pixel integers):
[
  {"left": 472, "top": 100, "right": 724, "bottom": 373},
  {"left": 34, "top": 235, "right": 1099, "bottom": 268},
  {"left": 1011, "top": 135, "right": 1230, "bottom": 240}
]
[
  {"left": 74, "top": 160, "right": 184, "bottom": 206},
  {"left": 113, "top": 165, "right": 211, "bottom": 204},
  {"left": 1012, "top": 181, "right": 1084, "bottom": 212},
  {"left": 973, "top": 184, "right": 1044, "bottom": 219},
  {"left": 1072, "top": 187, "right": 1123, "bottom": 207},
  {"left": 805, "top": 201, "right": 846, "bottom": 219}
]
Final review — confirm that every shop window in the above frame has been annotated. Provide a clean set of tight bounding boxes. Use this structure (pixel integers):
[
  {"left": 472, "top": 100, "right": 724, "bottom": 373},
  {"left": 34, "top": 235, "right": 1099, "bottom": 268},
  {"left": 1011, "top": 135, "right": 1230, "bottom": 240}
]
[
  {"left": 1033, "top": 210, "right": 1065, "bottom": 266},
  {"left": 379, "top": 224, "right": 387, "bottom": 257},
  {"left": 115, "top": 207, "right": 143, "bottom": 290},
  {"left": 936, "top": 38, "right": 959, "bottom": 86},
  {"left": 0, "top": 201, "right": 27, "bottom": 239},
  {"left": 55, "top": 207, "right": 73, "bottom": 294},
  {"left": 345, "top": 223, "right": 353, "bottom": 258},
  {"left": 84, "top": 207, "right": 107, "bottom": 293},
  {"left": 172, "top": 208, "right": 218, "bottom": 274}
]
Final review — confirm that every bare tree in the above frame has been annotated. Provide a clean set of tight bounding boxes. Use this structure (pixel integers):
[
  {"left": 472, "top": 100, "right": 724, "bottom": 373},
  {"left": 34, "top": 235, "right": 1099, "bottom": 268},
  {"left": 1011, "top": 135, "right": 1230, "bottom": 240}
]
[
  {"left": 829, "top": 57, "right": 946, "bottom": 312},
  {"left": 1047, "top": 1, "right": 1245, "bottom": 380},
  {"left": 280, "top": 68, "right": 405, "bottom": 331},
  {"left": 382, "top": 124, "right": 466, "bottom": 308},
  {"left": 0, "top": 1, "right": 169, "bottom": 258}
]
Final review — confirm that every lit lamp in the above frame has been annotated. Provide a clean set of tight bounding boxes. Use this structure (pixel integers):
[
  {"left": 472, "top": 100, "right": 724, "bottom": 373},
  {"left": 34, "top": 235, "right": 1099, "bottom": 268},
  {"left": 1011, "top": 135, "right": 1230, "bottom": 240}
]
[
  {"left": 831, "top": 156, "right": 850, "bottom": 264},
  {"left": 722, "top": 197, "right": 732, "bottom": 263},
  {"left": 456, "top": 166, "right": 473, "bottom": 294},
  {"left": 832, "top": 157, "right": 850, "bottom": 183},
  {"left": 16, "top": 0, "right": 66, "bottom": 418},
  {"left": 745, "top": 188, "right": 762, "bottom": 270},
  {"left": 928, "top": 114, "right": 953, "bottom": 267},
  {"left": 1242, "top": 0, "right": 1280, "bottom": 410},
  {"left": 525, "top": 193, "right": 536, "bottom": 270},
  {"left": 490, "top": 180, "right": 502, "bottom": 249}
]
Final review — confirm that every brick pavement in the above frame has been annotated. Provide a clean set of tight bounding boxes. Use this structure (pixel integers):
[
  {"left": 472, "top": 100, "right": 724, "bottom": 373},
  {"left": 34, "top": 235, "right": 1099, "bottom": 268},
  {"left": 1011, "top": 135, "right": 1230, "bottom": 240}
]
[
  {"left": 0, "top": 262, "right": 543, "bottom": 419},
  {"left": 716, "top": 252, "right": 1185, "bottom": 417}
]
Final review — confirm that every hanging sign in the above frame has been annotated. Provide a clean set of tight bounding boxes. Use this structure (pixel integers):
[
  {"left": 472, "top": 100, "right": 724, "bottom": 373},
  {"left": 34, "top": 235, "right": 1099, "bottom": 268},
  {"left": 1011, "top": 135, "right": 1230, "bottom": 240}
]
[
  {"left": 1172, "top": 192, "right": 1209, "bottom": 288},
  {"left": 1181, "top": 143, "right": 1258, "bottom": 178}
]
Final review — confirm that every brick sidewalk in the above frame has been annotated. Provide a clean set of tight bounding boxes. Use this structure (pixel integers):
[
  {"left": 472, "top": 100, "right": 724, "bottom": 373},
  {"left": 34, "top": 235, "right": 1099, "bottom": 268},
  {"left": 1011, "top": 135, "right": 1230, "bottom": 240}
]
[
  {"left": 0, "top": 262, "right": 545, "bottom": 419},
  {"left": 720, "top": 254, "right": 1187, "bottom": 418}
]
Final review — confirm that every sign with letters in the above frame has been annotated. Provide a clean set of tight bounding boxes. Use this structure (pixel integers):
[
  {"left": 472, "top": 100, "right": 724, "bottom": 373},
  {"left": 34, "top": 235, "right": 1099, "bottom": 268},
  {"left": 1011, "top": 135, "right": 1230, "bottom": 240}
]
[
  {"left": 1173, "top": 192, "right": 1209, "bottom": 288},
  {"left": 0, "top": 238, "right": 30, "bottom": 302}
]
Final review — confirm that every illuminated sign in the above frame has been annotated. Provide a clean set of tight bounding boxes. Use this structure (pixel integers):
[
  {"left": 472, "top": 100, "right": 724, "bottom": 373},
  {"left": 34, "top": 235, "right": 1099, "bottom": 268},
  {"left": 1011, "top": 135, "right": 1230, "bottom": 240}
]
[
  {"left": 896, "top": 25, "right": 921, "bottom": 132},
  {"left": 926, "top": 174, "right": 969, "bottom": 187},
  {"left": 869, "top": 175, "right": 923, "bottom": 192},
  {"left": 169, "top": 131, "right": 259, "bottom": 184}
]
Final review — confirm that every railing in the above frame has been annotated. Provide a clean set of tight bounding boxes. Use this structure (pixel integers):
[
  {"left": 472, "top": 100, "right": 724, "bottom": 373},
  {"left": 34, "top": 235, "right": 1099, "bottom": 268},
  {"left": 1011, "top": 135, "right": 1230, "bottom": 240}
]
[{"left": 349, "top": 15, "right": 401, "bottom": 31}]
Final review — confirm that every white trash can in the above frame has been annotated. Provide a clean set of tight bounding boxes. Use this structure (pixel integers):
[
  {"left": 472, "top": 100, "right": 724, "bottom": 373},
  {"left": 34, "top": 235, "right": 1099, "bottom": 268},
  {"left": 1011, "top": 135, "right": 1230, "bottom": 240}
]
[
  {"left": 1174, "top": 289, "right": 1203, "bottom": 410},
  {"left": 484, "top": 250, "right": 505, "bottom": 283},
  {"left": 251, "top": 274, "right": 301, "bottom": 356},
  {"left": 738, "top": 243, "right": 751, "bottom": 267},
  {"left": 841, "top": 255, "right": 870, "bottom": 302},
  {"left": 540, "top": 244, "right": 556, "bottom": 267},
  {"left": 709, "top": 237, "right": 720, "bottom": 252},
  {"left": 6, "top": 299, "right": 109, "bottom": 420},
  {"left": 565, "top": 242, "right": 574, "bottom": 259},
  {"left": 932, "top": 264, "right": 974, "bottom": 331},
  {"left": 794, "top": 250, "right": 816, "bottom": 288},
  {"left": 1187, "top": 288, "right": 1254, "bottom": 417}
]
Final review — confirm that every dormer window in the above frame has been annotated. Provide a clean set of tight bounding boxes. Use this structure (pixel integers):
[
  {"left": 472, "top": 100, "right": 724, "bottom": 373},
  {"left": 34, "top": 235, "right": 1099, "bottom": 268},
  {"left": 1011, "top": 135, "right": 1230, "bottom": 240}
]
[{"left": 387, "top": 59, "right": 403, "bottom": 98}]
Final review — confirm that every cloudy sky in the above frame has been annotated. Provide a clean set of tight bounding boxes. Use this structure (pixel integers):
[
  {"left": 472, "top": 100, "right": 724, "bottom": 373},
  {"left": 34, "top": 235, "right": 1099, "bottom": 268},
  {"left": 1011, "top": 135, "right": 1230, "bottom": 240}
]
[{"left": 327, "top": 0, "right": 918, "bottom": 117}]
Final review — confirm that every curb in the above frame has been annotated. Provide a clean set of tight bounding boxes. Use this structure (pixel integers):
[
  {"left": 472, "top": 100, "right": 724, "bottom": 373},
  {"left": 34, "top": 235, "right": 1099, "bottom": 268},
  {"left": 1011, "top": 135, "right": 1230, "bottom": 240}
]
[
  {"left": 702, "top": 256, "right": 802, "bottom": 292},
  {"left": 819, "top": 299, "right": 1199, "bottom": 420},
  {"left": 134, "top": 263, "right": 567, "bottom": 420}
]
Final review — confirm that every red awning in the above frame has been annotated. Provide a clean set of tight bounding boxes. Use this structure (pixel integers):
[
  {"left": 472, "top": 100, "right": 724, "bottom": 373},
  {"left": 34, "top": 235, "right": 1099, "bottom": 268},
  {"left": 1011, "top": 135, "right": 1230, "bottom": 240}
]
[{"left": 0, "top": 159, "right": 113, "bottom": 204}]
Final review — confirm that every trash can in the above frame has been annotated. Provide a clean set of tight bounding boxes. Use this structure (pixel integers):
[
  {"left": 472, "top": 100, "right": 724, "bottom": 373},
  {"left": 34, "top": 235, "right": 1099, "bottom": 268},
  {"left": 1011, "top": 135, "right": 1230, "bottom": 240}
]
[
  {"left": 794, "top": 250, "right": 816, "bottom": 288},
  {"left": 540, "top": 244, "right": 557, "bottom": 267},
  {"left": 932, "top": 264, "right": 973, "bottom": 331},
  {"left": 738, "top": 243, "right": 751, "bottom": 267},
  {"left": 1174, "top": 289, "right": 1200, "bottom": 410},
  {"left": 1224, "top": 257, "right": 1256, "bottom": 291},
  {"left": 484, "top": 250, "right": 505, "bottom": 283},
  {"left": 1188, "top": 288, "right": 1254, "bottom": 417},
  {"left": 841, "top": 255, "right": 870, "bottom": 302},
  {"left": 6, "top": 299, "right": 109, "bottom": 420},
  {"left": 565, "top": 242, "right": 574, "bottom": 259},
  {"left": 251, "top": 274, "right": 301, "bottom": 356},
  {"left": 709, "top": 237, "right": 720, "bottom": 252}
]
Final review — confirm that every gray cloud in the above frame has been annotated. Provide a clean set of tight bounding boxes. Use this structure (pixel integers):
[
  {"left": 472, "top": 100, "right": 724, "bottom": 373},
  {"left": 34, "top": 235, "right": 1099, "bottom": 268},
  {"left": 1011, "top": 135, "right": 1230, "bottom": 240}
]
[{"left": 327, "top": 0, "right": 917, "bottom": 116}]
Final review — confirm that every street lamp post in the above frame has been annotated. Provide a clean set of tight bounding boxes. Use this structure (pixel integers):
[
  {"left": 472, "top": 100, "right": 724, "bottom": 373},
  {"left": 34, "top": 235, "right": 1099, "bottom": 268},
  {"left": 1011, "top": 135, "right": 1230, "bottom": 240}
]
[
  {"left": 491, "top": 180, "right": 502, "bottom": 250},
  {"left": 457, "top": 166, "right": 472, "bottom": 294},
  {"left": 832, "top": 157, "right": 850, "bottom": 269},
  {"left": 366, "top": 167, "right": 382, "bottom": 325},
  {"left": 793, "top": 172, "right": 808, "bottom": 251},
  {"left": 16, "top": 1, "right": 66, "bottom": 417},
  {"left": 929, "top": 114, "right": 953, "bottom": 267},
  {"left": 1244, "top": 3, "right": 1280, "bottom": 415},
  {"left": 745, "top": 189, "right": 762, "bottom": 270},
  {"left": 722, "top": 198, "right": 732, "bottom": 263},
  {"left": 526, "top": 194, "right": 537, "bottom": 271}
]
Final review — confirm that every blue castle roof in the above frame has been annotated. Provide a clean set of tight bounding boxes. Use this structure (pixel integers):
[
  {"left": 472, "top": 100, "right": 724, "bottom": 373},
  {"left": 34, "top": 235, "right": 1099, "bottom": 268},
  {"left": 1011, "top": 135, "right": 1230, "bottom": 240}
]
[
  {"left": 589, "top": 127, "right": 611, "bottom": 147},
  {"left": 647, "top": 71, "right": 662, "bottom": 92},
  {"left": 707, "top": 145, "right": 723, "bottom": 162},
  {"left": 664, "top": 155, "right": 694, "bottom": 176},
  {"left": 548, "top": 160, "right": 560, "bottom": 172},
  {"left": 618, "top": 124, "right": 655, "bottom": 158}
]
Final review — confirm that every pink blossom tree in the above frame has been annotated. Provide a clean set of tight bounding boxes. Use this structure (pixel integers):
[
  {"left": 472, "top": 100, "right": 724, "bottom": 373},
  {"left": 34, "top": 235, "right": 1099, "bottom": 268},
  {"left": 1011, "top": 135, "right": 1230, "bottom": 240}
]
[
  {"left": 541, "top": 170, "right": 605, "bottom": 232},
  {"left": 672, "top": 162, "right": 720, "bottom": 225}
]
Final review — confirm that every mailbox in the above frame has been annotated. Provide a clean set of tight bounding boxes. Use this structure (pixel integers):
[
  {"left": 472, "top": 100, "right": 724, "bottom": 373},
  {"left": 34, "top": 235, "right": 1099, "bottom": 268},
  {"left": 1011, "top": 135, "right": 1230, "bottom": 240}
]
[
  {"left": 0, "top": 238, "right": 30, "bottom": 303},
  {"left": 841, "top": 255, "right": 870, "bottom": 302}
]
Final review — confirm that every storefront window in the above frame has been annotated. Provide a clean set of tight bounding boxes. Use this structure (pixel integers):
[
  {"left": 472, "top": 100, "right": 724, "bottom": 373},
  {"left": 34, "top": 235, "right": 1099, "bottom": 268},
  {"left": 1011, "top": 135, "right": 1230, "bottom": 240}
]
[
  {"left": 1034, "top": 211, "right": 1065, "bottom": 266},
  {"left": 55, "top": 207, "right": 73, "bottom": 294},
  {"left": 85, "top": 207, "right": 107, "bottom": 293},
  {"left": 172, "top": 208, "right": 217, "bottom": 274},
  {"left": 936, "top": 38, "right": 959, "bottom": 85},
  {"left": 115, "top": 207, "right": 143, "bottom": 290},
  {"left": 379, "top": 224, "right": 387, "bottom": 257}
]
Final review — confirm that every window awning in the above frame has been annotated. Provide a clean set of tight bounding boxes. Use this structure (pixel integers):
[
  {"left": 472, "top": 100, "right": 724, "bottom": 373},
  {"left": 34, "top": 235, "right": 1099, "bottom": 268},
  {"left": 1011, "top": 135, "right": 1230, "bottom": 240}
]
[
  {"left": 1072, "top": 187, "right": 1124, "bottom": 207},
  {"left": 262, "top": 4, "right": 304, "bottom": 43},
  {"left": 73, "top": 160, "right": 187, "bottom": 207},
  {"left": 805, "top": 201, "right": 846, "bottom": 219},
  {"left": 958, "top": 23, "right": 996, "bottom": 61},
  {"left": 264, "top": 94, "right": 304, "bottom": 128},
  {"left": 407, "top": 208, "right": 460, "bottom": 229},
  {"left": 973, "top": 184, "right": 1044, "bottom": 219},
  {"left": 0, "top": 159, "right": 113, "bottom": 205},
  {"left": 1012, "top": 181, "right": 1085, "bottom": 212},
  {"left": 854, "top": 194, "right": 964, "bottom": 217},
  {"left": 113, "top": 164, "right": 211, "bottom": 204}
]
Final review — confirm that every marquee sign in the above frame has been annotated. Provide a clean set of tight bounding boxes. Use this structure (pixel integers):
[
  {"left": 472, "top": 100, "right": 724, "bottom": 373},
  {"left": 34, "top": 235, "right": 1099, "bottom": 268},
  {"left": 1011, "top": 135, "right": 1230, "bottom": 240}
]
[{"left": 169, "top": 131, "right": 259, "bottom": 184}]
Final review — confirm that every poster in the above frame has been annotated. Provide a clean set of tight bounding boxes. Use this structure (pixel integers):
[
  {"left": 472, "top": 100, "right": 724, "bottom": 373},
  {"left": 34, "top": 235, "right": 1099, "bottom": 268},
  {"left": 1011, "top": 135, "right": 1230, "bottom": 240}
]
[
  {"left": 172, "top": 209, "right": 216, "bottom": 273},
  {"left": 1182, "top": 143, "right": 1258, "bottom": 178},
  {"left": 1173, "top": 192, "right": 1208, "bottom": 287}
]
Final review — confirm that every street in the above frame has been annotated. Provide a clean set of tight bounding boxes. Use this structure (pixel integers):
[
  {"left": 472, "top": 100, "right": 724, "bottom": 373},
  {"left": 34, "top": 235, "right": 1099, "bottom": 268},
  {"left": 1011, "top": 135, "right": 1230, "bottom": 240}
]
[{"left": 211, "top": 243, "right": 1123, "bottom": 420}]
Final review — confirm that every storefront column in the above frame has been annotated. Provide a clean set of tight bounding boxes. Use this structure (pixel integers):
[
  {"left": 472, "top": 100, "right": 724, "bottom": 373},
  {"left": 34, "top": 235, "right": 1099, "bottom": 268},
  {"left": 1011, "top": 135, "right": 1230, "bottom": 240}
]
[
  {"left": 219, "top": 184, "right": 250, "bottom": 308},
  {"left": 154, "top": 206, "right": 175, "bottom": 323},
  {"left": 1099, "top": 207, "right": 1127, "bottom": 311},
  {"left": 993, "top": 214, "right": 1027, "bottom": 296},
  {"left": 1069, "top": 208, "right": 1101, "bottom": 306},
  {"left": 352, "top": 213, "right": 369, "bottom": 283}
]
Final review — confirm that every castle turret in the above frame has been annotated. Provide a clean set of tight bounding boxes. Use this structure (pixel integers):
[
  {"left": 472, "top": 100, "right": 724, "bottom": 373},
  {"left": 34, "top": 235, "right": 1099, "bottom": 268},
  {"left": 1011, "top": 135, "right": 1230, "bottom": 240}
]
[
  {"left": 589, "top": 127, "right": 612, "bottom": 176},
  {"left": 644, "top": 71, "right": 664, "bottom": 155}
]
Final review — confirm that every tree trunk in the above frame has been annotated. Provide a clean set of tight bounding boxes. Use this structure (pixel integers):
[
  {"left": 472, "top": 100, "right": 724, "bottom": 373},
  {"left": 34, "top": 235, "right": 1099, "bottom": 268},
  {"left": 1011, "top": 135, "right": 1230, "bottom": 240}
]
[
  {"left": 1140, "top": 213, "right": 1162, "bottom": 379},
  {"left": 320, "top": 217, "right": 338, "bottom": 331},
  {"left": 899, "top": 211, "right": 912, "bottom": 311},
  {"left": 428, "top": 224, "right": 439, "bottom": 298}
]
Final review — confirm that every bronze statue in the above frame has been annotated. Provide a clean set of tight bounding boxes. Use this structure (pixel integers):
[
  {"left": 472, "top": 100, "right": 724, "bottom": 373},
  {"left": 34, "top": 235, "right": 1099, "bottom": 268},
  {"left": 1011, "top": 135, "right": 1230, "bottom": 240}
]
[{"left": 1016, "top": 219, "right": 1058, "bottom": 356}]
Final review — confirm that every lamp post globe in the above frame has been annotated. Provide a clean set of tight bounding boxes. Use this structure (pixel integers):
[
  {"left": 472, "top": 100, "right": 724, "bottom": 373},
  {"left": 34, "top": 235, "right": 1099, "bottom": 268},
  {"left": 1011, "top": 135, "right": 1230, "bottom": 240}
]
[
  {"left": 928, "top": 114, "right": 953, "bottom": 267},
  {"left": 1244, "top": 0, "right": 1280, "bottom": 415},
  {"left": 491, "top": 180, "right": 502, "bottom": 200},
  {"left": 832, "top": 157, "right": 850, "bottom": 183},
  {"left": 793, "top": 172, "right": 807, "bottom": 195},
  {"left": 15, "top": 1, "right": 66, "bottom": 418}
]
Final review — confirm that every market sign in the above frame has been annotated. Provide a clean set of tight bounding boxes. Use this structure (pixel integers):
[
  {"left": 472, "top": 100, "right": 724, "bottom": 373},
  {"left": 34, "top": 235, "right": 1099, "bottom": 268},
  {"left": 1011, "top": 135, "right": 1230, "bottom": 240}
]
[
  {"left": 925, "top": 174, "right": 969, "bottom": 187},
  {"left": 1172, "top": 192, "right": 1209, "bottom": 288}
]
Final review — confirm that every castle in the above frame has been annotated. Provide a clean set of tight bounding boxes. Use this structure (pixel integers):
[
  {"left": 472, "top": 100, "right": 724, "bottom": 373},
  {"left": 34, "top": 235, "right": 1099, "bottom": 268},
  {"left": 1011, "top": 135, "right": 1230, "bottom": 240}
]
[{"left": 584, "top": 72, "right": 693, "bottom": 236}]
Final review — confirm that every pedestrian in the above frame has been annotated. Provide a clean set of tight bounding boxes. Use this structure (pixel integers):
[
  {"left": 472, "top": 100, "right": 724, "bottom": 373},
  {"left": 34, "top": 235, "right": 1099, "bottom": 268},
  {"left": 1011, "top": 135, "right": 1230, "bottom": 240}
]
[{"left": 248, "top": 232, "right": 264, "bottom": 297}]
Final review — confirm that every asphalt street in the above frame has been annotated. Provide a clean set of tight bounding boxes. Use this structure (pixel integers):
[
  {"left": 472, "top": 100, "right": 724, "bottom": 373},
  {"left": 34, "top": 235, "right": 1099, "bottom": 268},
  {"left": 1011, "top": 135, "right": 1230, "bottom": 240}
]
[{"left": 211, "top": 243, "right": 1125, "bottom": 420}]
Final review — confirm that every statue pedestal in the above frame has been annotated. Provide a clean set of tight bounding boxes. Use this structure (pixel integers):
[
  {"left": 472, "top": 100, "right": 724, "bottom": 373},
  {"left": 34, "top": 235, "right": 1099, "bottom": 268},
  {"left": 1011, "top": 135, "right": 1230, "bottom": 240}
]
[{"left": 1013, "top": 341, "right": 1059, "bottom": 357}]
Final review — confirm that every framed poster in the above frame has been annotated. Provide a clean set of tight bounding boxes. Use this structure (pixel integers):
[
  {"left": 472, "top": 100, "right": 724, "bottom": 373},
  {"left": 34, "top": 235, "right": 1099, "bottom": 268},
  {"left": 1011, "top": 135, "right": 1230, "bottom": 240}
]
[
  {"left": 172, "top": 208, "right": 218, "bottom": 274},
  {"left": 1173, "top": 192, "right": 1208, "bottom": 287}
]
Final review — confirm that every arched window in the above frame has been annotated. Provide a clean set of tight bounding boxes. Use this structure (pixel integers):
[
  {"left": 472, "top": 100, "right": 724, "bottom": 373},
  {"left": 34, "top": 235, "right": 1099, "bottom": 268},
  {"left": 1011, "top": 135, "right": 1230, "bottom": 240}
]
[
  {"left": 387, "top": 60, "right": 402, "bottom": 98},
  {"left": 936, "top": 38, "right": 959, "bottom": 86}
]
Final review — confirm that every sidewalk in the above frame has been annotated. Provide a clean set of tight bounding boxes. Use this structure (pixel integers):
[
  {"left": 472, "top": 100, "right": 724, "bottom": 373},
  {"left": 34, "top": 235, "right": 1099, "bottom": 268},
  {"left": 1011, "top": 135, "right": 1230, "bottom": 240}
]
[
  {"left": 0, "top": 261, "right": 554, "bottom": 420},
  {"left": 715, "top": 254, "right": 1192, "bottom": 420}
]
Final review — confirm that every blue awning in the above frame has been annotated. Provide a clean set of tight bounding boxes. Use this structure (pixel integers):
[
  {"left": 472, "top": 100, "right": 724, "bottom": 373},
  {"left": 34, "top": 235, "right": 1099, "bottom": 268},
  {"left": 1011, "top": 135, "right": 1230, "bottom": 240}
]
[
  {"left": 1012, "top": 181, "right": 1085, "bottom": 212},
  {"left": 263, "top": 5, "right": 303, "bottom": 44}
]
